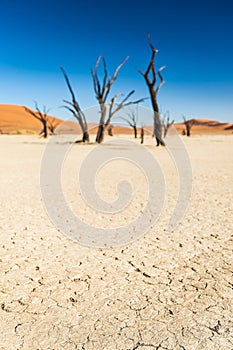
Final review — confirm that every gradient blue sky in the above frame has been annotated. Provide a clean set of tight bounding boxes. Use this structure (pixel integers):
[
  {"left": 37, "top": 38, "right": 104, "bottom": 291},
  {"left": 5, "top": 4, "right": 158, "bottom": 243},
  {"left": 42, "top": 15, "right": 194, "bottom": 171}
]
[{"left": 0, "top": 0, "right": 233, "bottom": 123}]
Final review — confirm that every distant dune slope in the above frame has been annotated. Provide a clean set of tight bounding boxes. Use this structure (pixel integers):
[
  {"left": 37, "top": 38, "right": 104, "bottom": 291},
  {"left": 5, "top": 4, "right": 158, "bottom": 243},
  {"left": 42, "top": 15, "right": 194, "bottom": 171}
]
[
  {"left": 0, "top": 104, "right": 61, "bottom": 134},
  {"left": 0, "top": 105, "right": 232, "bottom": 135},
  {"left": 174, "top": 118, "right": 233, "bottom": 135}
]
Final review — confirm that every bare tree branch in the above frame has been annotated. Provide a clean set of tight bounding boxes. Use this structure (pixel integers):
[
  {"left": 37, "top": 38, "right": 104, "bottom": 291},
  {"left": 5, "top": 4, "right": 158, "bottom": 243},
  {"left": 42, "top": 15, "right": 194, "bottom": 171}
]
[
  {"left": 60, "top": 67, "right": 76, "bottom": 105},
  {"left": 24, "top": 102, "right": 49, "bottom": 138},
  {"left": 155, "top": 65, "right": 166, "bottom": 95},
  {"left": 109, "top": 56, "right": 129, "bottom": 85},
  {"left": 138, "top": 33, "right": 166, "bottom": 146},
  {"left": 163, "top": 111, "right": 174, "bottom": 137},
  {"left": 105, "top": 93, "right": 146, "bottom": 127},
  {"left": 60, "top": 66, "right": 89, "bottom": 142},
  {"left": 118, "top": 108, "right": 138, "bottom": 138},
  {"left": 24, "top": 106, "right": 42, "bottom": 122},
  {"left": 92, "top": 56, "right": 143, "bottom": 143},
  {"left": 48, "top": 117, "right": 60, "bottom": 135},
  {"left": 91, "top": 56, "right": 129, "bottom": 106},
  {"left": 183, "top": 116, "right": 194, "bottom": 137}
]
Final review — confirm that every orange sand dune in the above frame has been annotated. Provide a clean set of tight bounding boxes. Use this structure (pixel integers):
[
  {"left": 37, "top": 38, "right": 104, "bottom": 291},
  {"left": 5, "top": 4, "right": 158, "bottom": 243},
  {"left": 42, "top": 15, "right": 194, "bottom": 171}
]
[
  {"left": 56, "top": 121, "right": 98, "bottom": 135},
  {"left": 0, "top": 105, "right": 232, "bottom": 136},
  {"left": 0, "top": 105, "right": 141, "bottom": 136},
  {"left": 56, "top": 123, "right": 135, "bottom": 135},
  {"left": 174, "top": 118, "right": 233, "bottom": 135},
  {"left": 60, "top": 118, "right": 232, "bottom": 136},
  {"left": 0, "top": 104, "right": 62, "bottom": 134}
]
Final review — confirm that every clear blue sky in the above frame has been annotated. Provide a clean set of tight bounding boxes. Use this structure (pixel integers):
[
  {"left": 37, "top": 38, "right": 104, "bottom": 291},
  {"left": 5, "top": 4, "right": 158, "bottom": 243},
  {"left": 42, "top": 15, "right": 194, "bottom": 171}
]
[{"left": 0, "top": 0, "right": 232, "bottom": 123}]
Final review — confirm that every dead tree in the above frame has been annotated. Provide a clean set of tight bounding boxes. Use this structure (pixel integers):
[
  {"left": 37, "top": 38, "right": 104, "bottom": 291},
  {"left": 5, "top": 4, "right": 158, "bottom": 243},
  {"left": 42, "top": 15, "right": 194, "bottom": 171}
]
[
  {"left": 48, "top": 117, "right": 60, "bottom": 135},
  {"left": 163, "top": 111, "right": 174, "bottom": 138},
  {"left": 91, "top": 56, "right": 144, "bottom": 143},
  {"left": 60, "top": 67, "right": 89, "bottom": 142},
  {"left": 24, "top": 102, "right": 49, "bottom": 138},
  {"left": 107, "top": 124, "right": 114, "bottom": 136},
  {"left": 183, "top": 116, "right": 194, "bottom": 137},
  {"left": 140, "top": 125, "right": 144, "bottom": 144},
  {"left": 139, "top": 34, "right": 166, "bottom": 146},
  {"left": 119, "top": 110, "right": 138, "bottom": 138}
]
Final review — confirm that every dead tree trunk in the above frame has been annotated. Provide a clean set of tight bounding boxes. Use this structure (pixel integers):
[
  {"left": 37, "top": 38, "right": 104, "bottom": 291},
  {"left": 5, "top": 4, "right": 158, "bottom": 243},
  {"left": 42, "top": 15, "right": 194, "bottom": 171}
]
[
  {"left": 133, "top": 126, "right": 137, "bottom": 139},
  {"left": 183, "top": 116, "right": 194, "bottom": 137},
  {"left": 140, "top": 125, "right": 144, "bottom": 144},
  {"left": 48, "top": 117, "right": 60, "bottom": 135},
  {"left": 163, "top": 112, "right": 175, "bottom": 138},
  {"left": 95, "top": 103, "right": 107, "bottom": 143},
  {"left": 91, "top": 56, "right": 145, "bottom": 143},
  {"left": 96, "top": 124, "right": 105, "bottom": 143},
  {"left": 60, "top": 67, "right": 89, "bottom": 143},
  {"left": 24, "top": 102, "right": 49, "bottom": 138},
  {"left": 139, "top": 34, "right": 166, "bottom": 146},
  {"left": 42, "top": 119, "right": 48, "bottom": 138},
  {"left": 107, "top": 125, "right": 113, "bottom": 136},
  {"left": 119, "top": 110, "right": 138, "bottom": 138}
]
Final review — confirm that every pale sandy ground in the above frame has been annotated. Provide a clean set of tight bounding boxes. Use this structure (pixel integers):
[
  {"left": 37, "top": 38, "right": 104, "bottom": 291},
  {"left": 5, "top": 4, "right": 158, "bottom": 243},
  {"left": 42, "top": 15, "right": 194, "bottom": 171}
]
[{"left": 0, "top": 134, "right": 232, "bottom": 350}]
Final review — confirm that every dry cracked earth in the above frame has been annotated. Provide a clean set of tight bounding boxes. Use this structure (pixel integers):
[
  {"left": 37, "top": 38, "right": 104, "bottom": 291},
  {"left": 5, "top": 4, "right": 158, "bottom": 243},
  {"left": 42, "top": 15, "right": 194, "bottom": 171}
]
[{"left": 0, "top": 135, "right": 232, "bottom": 349}]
